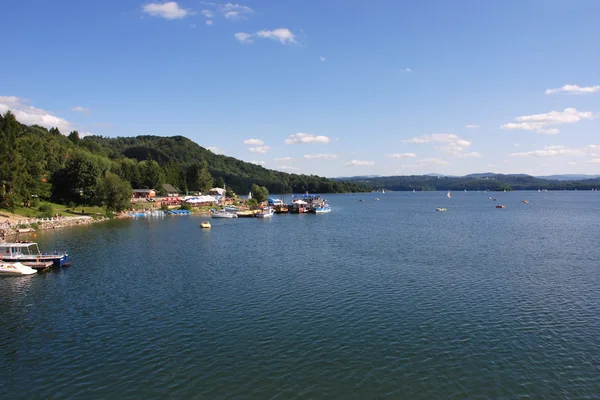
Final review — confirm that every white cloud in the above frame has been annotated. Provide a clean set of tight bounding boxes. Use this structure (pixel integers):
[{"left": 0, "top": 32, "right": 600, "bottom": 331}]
[
  {"left": 403, "top": 133, "right": 476, "bottom": 157},
  {"left": 304, "top": 153, "right": 337, "bottom": 159},
  {"left": 221, "top": 3, "right": 254, "bottom": 20},
  {"left": 345, "top": 160, "right": 375, "bottom": 166},
  {"left": 256, "top": 28, "right": 297, "bottom": 44},
  {"left": 273, "top": 157, "right": 292, "bottom": 162},
  {"left": 234, "top": 32, "right": 252, "bottom": 44},
  {"left": 285, "top": 133, "right": 331, "bottom": 145},
  {"left": 387, "top": 153, "right": 417, "bottom": 159},
  {"left": 78, "top": 131, "right": 95, "bottom": 138},
  {"left": 201, "top": 9, "right": 214, "bottom": 18},
  {"left": 587, "top": 159, "right": 600, "bottom": 164},
  {"left": 249, "top": 146, "right": 270, "bottom": 154},
  {"left": 142, "top": 2, "right": 189, "bottom": 19},
  {"left": 545, "top": 84, "right": 600, "bottom": 95},
  {"left": 320, "top": 56, "right": 326, "bottom": 62},
  {"left": 501, "top": 108, "right": 595, "bottom": 134},
  {"left": 249, "top": 160, "right": 266, "bottom": 166},
  {"left": 0, "top": 96, "right": 72, "bottom": 132},
  {"left": 71, "top": 106, "right": 90, "bottom": 114},
  {"left": 487, "top": 164, "right": 497, "bottom": 167},
  {"left": 568, "top": 161, "right": 576, "bottom": 165},
  {"left": 400, "top": 68, "right": 412, "bottom": 72},
  {"left": 403, "top": 133, "right": 464, "bottom": 144},
  {"left": 205, "top": 20, "right": 213, "bottom": 25},
  {"left": 279, "top": 165, "right": 299, "bottom": 170},
  {"left": 508, "top": 144, "right": 598, "bottom": 158},
  {"left": 244, "top": 138, "right": 264, "bottom": 145},
  {"left": 466, "top": 124, "right": 480, "bottom": 129},
  {"left": 418, "top": 158, "right": 449, "bottom": 166},
  {"left": 206, "top": 146, "right": 221, "bottom": 154}
]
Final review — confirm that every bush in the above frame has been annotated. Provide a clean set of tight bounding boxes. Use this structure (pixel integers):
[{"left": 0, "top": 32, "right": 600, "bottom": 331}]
[
  {"left": 160, "top": 203, "right": 169, "bottom": 211},
  {"left": 37, "top": 203, "right": 54, "bottom": 218},
  {"left": 179, "top": 203, "right": 191, "bottom": 211},
  {"left": 30, "top": 197, "right": 40, "bottom": 208},
  {"left": 246, "top": 198, "right": 258, "bottom": 208}
]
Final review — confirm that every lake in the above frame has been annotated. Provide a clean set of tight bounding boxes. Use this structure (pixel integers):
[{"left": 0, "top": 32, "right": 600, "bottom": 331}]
[{"left": 2, "top": 191, "right": 600, "bottom": 399}]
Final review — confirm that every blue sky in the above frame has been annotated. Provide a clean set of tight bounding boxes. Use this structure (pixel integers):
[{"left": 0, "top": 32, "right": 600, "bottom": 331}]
[{"left": 1, "top": 0, "right": 600, "bottom": 177}]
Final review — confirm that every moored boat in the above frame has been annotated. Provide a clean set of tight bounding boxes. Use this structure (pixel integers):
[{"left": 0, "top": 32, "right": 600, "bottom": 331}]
[
  {"left": 200, "top": 221, "right": 211, "bottom": 229},
  {"left": 314, "top": 204, "right": 331, "bottom": 214},
  {"left": 236, "top": 210, "right": 255, "bottom": 218},
  {"left": 0, "top": 242, "right": 69, "bottom": 267},
  {"left": 496, "top": 204, "right": 506, "bottom": 209},
  {"left": 255, "top": 207, "right": 274, "bottom": 218},
  {"left": 0, "top": 262, "right": 37, "bottom": 276},
  {"left": 436, "top": 207, "right": 447, "bottom": 212},
  {"left": 210, "top": 209, "right": 238, "bottom": 218}
]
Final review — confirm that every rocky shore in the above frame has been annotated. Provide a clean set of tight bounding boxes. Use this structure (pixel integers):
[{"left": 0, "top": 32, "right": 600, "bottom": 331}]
[{"left": 1, "top": 215, "right": 109, "bottom": 238}]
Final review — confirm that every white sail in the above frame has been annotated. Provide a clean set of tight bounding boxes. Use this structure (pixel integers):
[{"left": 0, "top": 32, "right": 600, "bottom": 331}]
[
  {"left": 447, "top": 190, "right": 451, "bottom": 198},
  {"left": 248, "top": 191, "right": 252, "bottom": 200}
]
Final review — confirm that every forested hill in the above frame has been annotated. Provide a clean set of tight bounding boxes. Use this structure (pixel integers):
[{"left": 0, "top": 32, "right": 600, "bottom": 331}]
[
  {"left": 0, "top": 110, "right": 368, "bottom": 211},
  {"left": 341, "top": 174, "right": 600, "bottom": 191},
  {"left": 80, "top": 134, "right": 368, "bottom": 193}
]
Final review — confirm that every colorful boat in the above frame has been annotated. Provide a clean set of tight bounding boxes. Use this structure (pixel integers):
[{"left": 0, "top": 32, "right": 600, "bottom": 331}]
[
  {"left": 255, "top": 207, "right": 274, "bottom": 218},
  {"left": 0, "top": 242, "right": 70, "bottom": 267},
  {"left": 200, "top": 221, "right": 211, "bottom": 229},
  {"left": 314, "top": 204, "right": 332, "bottom": 214}
]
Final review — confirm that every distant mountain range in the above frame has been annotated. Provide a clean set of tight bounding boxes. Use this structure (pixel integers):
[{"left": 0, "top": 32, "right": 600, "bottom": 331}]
[{"left": 336, "top": 173, "right": 600, "bottom": 191}]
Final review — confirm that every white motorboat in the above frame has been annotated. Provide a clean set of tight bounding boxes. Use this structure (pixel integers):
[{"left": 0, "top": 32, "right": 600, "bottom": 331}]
[
  {"left": 0, "top": 262, "right": 37, "bottom": 275},
  {"left": 255, "top": 207, "right": 274, "bottom": 218},
  {"left": 314, "top": 204, "right": 332, "bottom": 214},
  {"left": 210, "top": 209, "right": 238, "bottom": 218}
]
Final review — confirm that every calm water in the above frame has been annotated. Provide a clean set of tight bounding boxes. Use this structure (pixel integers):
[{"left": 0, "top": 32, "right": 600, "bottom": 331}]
[{"left": 2, "top": 191, "right": 600, "bottom": 399}]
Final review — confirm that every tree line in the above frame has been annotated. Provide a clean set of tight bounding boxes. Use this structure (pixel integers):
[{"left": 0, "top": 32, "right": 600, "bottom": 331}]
[{"left": 0, "top": 111, "right": 369, "bottom": 213}]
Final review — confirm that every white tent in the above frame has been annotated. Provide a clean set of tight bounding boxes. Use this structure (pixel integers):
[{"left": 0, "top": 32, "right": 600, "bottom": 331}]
[
  {"left": 185, "top": 195, "right": 217, "bottom": 204},
  {"left": 293, "top": 200, "right": 308, "bottom": 205},
  {"left": 208, "top": 188, "right": 226, "bottom": 195}
]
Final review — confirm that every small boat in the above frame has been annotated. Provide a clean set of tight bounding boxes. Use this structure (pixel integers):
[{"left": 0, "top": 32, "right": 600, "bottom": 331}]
[
  {"left": 375, "top": 198, "right": 380, "bottom": 201},
  {"left": 447, "top": 190, "right": 451, "bottom": 199},
  {"left": 315, "top": 204, "right": 332, "bottom": 214},
  {"left": 493, "top": 198, "right": 497, "bottom": 201},
  {"left": 255, "top": 207, "right": 274, "bottom": 218},
  {"left": 359, "top": 199, "right": 364, "bottom": 202},
  {"left": 274, "top": 204, "right": 289, "bottom": 214},
  {"left": 236, "top": 210, "right": 255, "bottom": 218},
  {"left": 522, "top": 200, "right": 529, "bottom": 204},
  {"left": 0, "top": 242, "right": 69, "bottom": 267},
  {"left": 0, "top": 262, "right": 37, "bottom": 276},
  {"left": 210, "top": 209, "right": 238, "bottom": 218},
  {"left": 412, "top": 189, "right": 416, "bottom": 194},
  {"left": 488, "top": 196, "right": 492, "bottom": 200},
  {"left": 436, "top": 207, "right": 447, "bottom": 212},
  {"left": 200, "top": 221, "right": 211, "bottom": 229},
  {"left": 496, "top": 204, "right": 506, "bottom": 209}
]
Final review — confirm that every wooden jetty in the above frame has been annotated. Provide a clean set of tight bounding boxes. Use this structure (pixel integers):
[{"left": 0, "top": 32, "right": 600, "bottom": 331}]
[{"left": 22, "top": 261, "right": 54, "bottom": 271}]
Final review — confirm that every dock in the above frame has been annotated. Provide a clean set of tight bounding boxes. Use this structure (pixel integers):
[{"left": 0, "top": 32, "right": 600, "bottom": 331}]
[{"left": 22, "top": 261, "right": 54, "bottom": 270}]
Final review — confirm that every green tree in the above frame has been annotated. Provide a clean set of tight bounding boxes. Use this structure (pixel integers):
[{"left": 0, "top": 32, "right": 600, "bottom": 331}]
[
  {"left": 52, "top": 151, "right": 101, "bottom": 205},
  {"left": 251, "top": 184, "right": 268, "bottom": 203},
  {"left": 141, "top": 158, "right": 164, "bottom": 189},
  {"left": 188, "top": 160, "right": 213, "bottom": 194},
  {"left": 214, "top": 176, "right": 225, "bottom": 189},
  {"left": 68, "top": 130, "right": 80, "bottom": 144},
  {"left": 98, "top": 172, "right": 133, "bottom": 212}
]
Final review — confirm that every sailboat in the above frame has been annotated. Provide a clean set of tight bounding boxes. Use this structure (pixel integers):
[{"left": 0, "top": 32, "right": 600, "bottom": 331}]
[
  {"left": 447, "top": 190, "right": 451, "bottom": 199},
  {"left": 412, "top": 189, "right": 416, "bottom": 194},
  {"left": 248, "top": 191, "right": 252, "bottom": 200}
]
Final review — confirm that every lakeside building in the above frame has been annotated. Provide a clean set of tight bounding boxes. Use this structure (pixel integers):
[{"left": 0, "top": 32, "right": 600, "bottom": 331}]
[{"left": 132, "top": 189, "right": 156, "bottom": 198}]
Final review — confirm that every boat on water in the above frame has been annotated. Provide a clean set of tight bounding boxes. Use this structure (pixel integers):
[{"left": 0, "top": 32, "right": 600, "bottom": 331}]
[
  {"left": 0, "top": 262, "right": 37, "bottom": 276},
  {"left": 436, "top": 207, "right": 447, "bottom": 212},
  {"left": 255, "top": 207, "right": 274, "bottom": 218},
  {"left": 359, "top": 199, "right": 364, "bottom": 203},
  {"left": 0, "top": 242, "right": 70, "bottom": 267},
  {"left": 496, "top": 204, "right": 506, "bottom": 209},
  {"left": 200, "top": 221, "right": 211, "bottom": 229},
  {"left": 210, "top": 209, "right": 238, "bottom": 218},
  {"left": 236, "top": 210, "right": 256, "bottom": 218},
  {"left": 375, "top": 198, "right": 380, "bottom": 201},
  {"left": 314, "top": 204, "right": 332, "bottom": 214},
  {"left": 412, "top": 189, "right": 416, "bottom": 194},
  {"left": 274, "top": 204, "right": 289, "bottom": 213},
  {"left": 447, "top": 190, "right": 451, "bottom": 199},
  {"left": 522, "top": 200, "right": 529, "bottom": 204}
]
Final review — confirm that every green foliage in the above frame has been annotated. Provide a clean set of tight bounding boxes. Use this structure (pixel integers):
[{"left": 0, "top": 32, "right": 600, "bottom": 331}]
[
  {"left": 68, "top": 130, "right": 80, "bottom": 144},
  {"left": 38, "top": 203, "right": 54, "bottom": 218},
  {"left": 214, "top": 176, "right": 225, "bottom": 188},
  {"left": 160, "top": 203, "right": 169, "bottom": 211},
  {"left": 52, "top": 151, "right": 101, "bottom": 205},
  {"left": 98, "top": 172, "right": 133, "bottom": 212},
  {"left": 245, "top": 198, "right": 258, "bottom": 208},
  {"left": 179, "top": 203, "right": 192, "bottom": 211},
  {"left": 251, "top": 184, "right": 268, "bottom": 203},
  {"left": 225, "top": 186, "right": 234, "bottom": 198},
  {"left": 30, "top": 197, "right": 40, "bottom": 208},
  {"left": 141, "top": 158, "right": 164, "bottom": 189}
]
